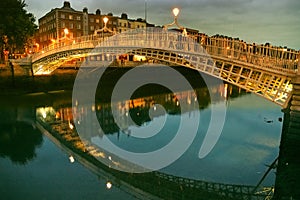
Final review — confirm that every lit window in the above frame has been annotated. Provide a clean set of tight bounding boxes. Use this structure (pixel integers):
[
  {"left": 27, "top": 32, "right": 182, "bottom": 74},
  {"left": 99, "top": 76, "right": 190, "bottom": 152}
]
[
  {"left": 90, "top": 26, "right": 94, "bottom": 31},
  {"left": 96, "top": 19, "right": 100, "bottom": 23},
  {"left": 77, "top": 16, "right": 81, "bottom": 20},
  {"left": 70, "top": 23, "right": 74, "bottom": 29},
  {"left": 69, "top": 15, "right": 73, "bottom": 20}
]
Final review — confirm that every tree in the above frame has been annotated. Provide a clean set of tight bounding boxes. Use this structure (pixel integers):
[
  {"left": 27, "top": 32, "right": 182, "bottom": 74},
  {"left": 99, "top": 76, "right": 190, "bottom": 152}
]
[{"left": 0, "top": 0, "right": 37, "bottom": 62}]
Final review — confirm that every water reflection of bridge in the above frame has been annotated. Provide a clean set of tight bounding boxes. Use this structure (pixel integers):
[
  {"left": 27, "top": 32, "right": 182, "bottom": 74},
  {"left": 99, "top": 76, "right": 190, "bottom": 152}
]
[
  {"left": 1, "top": 78, "right": 299, "bottom": 198},
  {"left": 37, "top": 117, "right": 273, "bottom": 200},
  {"left": 34, "top": 87, "right": 275, "bottom": 200}
]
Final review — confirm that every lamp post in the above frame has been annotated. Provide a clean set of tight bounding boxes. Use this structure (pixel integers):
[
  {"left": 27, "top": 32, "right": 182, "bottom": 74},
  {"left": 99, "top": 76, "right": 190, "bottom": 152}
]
[
  {"left": 94, "top": 16, "right": 115, "bottom": 37},
  {"left": 163, "top": 8, "right": 187, "bottom": 36},
  {"left": 103, "top": 17, "right": 109, "bottom": 30},
  {"left": 35, "top": 43, "right": 40, "bottom": 52},
  {"left": 64, "top": 28, "right": 69, "bottom": 39}
]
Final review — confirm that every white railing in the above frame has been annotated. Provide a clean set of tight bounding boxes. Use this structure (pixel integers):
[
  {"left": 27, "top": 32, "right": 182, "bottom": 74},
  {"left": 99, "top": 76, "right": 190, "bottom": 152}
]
[{"left": 32, "top": 27, "right": 299, "bottom": 76}]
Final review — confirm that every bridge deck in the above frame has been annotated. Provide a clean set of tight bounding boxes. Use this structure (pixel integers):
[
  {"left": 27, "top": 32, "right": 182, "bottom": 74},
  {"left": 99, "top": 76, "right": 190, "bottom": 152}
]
[{"left": 15, "top": 28, "right": 299, "bottom": 107}]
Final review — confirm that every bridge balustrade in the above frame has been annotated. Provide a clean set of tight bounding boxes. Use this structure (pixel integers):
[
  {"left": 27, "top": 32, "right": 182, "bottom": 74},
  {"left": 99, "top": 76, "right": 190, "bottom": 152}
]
[
  {"left": 202, "top": 37, "right": 298, "bottom": 74},
  {"left": 31, "top": 28, "right": 299, "bottom": 76}
]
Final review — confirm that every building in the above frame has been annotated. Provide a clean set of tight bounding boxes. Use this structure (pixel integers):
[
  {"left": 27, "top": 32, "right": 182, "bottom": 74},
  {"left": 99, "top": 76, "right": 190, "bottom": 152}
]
[
  {"left": 38, "top": 1, "right": 85, "bottom": 48},
  {"left": 37, "top": 1, "right": 148, "bottom": 48}
]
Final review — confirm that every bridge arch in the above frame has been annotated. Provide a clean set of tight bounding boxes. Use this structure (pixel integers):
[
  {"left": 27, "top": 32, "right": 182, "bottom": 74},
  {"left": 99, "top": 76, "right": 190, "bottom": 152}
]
[{"left": 31, "top": 28, "right": 297, "bottom": 107}]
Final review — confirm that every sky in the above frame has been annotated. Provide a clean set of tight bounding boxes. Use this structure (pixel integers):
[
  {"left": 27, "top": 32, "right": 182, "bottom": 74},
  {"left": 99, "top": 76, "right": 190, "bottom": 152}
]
[{"left": 24, "top": 0, "right": 300, "bottom": 50}]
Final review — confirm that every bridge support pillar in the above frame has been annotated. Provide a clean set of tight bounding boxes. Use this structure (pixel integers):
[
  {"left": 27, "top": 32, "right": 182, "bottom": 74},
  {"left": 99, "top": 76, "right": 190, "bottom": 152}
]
[{"left": 274, "top": 77, "right": 300, "bottom": 199}]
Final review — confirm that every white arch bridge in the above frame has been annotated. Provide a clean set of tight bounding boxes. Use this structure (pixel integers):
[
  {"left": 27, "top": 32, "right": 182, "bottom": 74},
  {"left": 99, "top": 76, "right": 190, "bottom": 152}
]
[{"left": 18, "top": 28, "right": 299, "bottom": 108}]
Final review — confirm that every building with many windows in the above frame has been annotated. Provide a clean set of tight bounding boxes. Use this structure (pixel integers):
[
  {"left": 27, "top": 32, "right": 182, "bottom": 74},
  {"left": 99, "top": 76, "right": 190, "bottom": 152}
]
[
  {"left": 37, "top": 1, "right": 147, "bottom": 48},
  {"left": 38, "top": 1, "right": 84, "bottom": 48}
]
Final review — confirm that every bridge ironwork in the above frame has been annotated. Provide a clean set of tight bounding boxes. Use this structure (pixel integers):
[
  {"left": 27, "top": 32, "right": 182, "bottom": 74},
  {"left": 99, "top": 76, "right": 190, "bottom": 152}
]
[{"left": 15, "top": 28, "right": 299, "bottom": 107}]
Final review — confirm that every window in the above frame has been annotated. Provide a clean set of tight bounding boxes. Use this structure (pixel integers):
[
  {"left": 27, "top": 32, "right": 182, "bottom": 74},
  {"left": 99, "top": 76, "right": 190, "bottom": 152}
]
[
  {"left": 96, "top": 19, "right": 100, "bottom": 23},
  {"left": 77, "top": 16, "right": 81, "bottom": 20},
  {"left": 70, "top": 23, "right": 74, "bottom": 29},
  {"left": 69, "top": 15, "right": 73, "bottom": 20},
  {"left": 77, "top": 24, "right": 81, "bottom": 29},
  {"left": 62, "top": 22, "right": 65, "bottom": 28},
  {"left": 61, "top": 14, "right": 65, "bottom": 19},
  {"left": 90, "top": 26, "right": 94, "bottom": 31},
  {"left": 90, "top": 18, "right": 94, "bottom": 23}
]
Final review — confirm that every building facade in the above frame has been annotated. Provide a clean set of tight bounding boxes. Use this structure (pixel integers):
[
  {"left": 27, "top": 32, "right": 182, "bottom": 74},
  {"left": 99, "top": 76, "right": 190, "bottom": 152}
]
[
  {"left": 37, "top": 1, "right": 147, "bottom": 48},
  {"left": 38, "top": 1, "right": 85, "bottom": 48}
]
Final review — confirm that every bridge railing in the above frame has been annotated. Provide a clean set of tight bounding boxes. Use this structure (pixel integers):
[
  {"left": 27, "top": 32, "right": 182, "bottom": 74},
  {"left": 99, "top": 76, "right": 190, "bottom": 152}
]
[
  {"left": 203, "top": 37, "right": 299, "bottom": 74},
  {"left": 32, "top": 28, "right": 299, "bottom": 75}
]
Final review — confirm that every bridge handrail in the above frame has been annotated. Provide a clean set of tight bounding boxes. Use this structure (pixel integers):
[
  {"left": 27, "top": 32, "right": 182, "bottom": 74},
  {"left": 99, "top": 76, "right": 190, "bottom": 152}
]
[{"left": 31, "top": 28, "right": 299, "bottom": 75}]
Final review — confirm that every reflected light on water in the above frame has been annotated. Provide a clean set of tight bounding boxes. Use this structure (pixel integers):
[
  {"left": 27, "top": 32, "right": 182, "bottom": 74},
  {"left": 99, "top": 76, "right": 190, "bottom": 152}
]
[
  {"left": 106, "top": 181, "right": 112, "bottom": 189},
  {"left": 69, "top": 155, "right": 75, "bottom": 163}
]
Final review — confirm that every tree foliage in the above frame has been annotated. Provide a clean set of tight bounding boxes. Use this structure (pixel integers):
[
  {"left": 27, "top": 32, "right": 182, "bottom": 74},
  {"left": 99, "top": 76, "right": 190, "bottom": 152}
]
[{"left": 0, "top": 0, "right": 37, "bottom": 58}]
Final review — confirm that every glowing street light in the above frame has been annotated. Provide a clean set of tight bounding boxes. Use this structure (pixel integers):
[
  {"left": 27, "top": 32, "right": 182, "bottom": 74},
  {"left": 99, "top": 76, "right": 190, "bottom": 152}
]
[
  {"left": 173, "top": 8, "right": 180, "bottom": 17},
  {"left": 64, "top": 28, "right": 69, "bottom": 37},
  {"left": 163, "top": 7, "right": 187, "bottom": 36},
  {"left": 93, "top": 16, "right": 115, "bottom": 36},
  {"left": 103, "top": 17, "right": 109, "bottom": 27},
  {"left": 35, "top": 43, "right": 40, "bottom": 52}
]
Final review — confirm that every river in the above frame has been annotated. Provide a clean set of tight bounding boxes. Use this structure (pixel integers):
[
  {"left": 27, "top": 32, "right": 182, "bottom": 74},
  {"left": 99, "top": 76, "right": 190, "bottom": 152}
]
[{"left": 0, "top": 67, "right": 284, "bottom": 199}]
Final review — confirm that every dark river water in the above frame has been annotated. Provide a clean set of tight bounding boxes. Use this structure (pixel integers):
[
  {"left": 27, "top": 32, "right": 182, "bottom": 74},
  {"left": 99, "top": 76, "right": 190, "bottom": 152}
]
[{"left": 0, "top": 67, "right": 284, "bottom": 199}]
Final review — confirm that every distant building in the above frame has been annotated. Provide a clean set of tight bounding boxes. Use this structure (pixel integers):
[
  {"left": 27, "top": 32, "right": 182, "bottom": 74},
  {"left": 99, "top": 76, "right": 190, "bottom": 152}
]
[
  {"left": 36, "top": 1, "right": 148, "bottom": 48},
  {"left": 38, "top": 1, "right": 85, "bottom": 48}
]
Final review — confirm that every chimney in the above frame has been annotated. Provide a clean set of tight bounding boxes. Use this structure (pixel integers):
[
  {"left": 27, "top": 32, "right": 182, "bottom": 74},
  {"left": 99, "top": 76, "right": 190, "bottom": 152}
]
[
  {"left": 96, "top": 9, "right": 101, "bottom": 15},
  {"left": 63, "top": 1, "right": 71, "bottom": 8},
  {"left": 121, "top": 13, "right": 128, "bottom": 19}
]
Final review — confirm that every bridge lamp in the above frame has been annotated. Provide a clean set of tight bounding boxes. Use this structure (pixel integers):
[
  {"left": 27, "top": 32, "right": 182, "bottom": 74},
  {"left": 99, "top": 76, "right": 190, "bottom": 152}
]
[
  {"left": 173, "top": 8, "right": 180, "bottom": 18},
  {"left": 64, "top": 28, "right": 69, "bottom": 35},
  {"left": 103, "top": 17, "right": 109, "bottom": 28},
  {"left": 64, "top": 28, "right": 69, "bottom": 39},
  {"left": 164, "top": 7, "right": 187, "bottom": 36},
  {"left": 35, "top": 43, "right": 40, "bottom": 52}
]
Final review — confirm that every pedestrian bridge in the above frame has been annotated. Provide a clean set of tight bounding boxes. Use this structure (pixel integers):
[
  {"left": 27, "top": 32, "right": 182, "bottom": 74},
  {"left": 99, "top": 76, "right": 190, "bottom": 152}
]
[{"left": 23, "top": 28, "right": 300, "bottom": 107}]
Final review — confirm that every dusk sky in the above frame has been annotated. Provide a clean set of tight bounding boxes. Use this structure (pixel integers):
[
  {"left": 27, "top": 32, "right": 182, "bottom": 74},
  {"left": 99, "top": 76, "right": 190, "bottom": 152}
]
[{"left": 25, "top": 0, "right": 300, "bottom": 50}]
